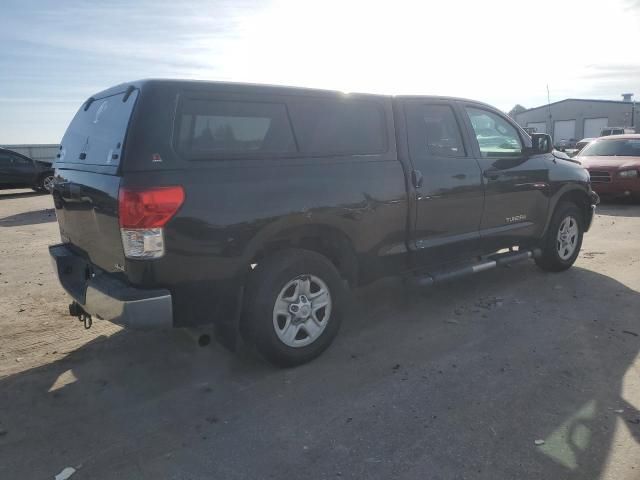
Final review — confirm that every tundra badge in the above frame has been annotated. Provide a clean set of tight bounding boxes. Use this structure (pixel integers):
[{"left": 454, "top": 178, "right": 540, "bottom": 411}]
[{"left": 506, "top": 214, "right": 527, "bottom": 223}]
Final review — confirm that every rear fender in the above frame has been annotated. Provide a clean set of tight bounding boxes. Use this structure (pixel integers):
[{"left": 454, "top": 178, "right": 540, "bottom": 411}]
[{"left": 243, "top": 218, "right": 359, "bottom": 286}]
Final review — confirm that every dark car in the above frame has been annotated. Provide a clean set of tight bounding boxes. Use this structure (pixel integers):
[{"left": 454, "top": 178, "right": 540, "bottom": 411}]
[
  {"left": 554, "top": 138, "right": 577, "bottom": 151},
  {"left": 0, "top": 148, "right": 55, "bottom": 192},
  {"left": 49, "top": 80, "right": 598, "bottom": 366},
  {"left": 576, "top": 134, "right": 640, "bottom": 200}
]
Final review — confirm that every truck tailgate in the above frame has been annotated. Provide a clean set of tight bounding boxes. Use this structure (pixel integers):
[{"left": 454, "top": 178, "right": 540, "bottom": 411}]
[{"left": 52, "top": 169, "right": 124, "bottom": 272}]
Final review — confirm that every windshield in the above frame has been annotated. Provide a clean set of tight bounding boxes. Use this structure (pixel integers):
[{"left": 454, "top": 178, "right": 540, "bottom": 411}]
[{"left": 580, "top": 138, "right": 640, "bottom": 157}]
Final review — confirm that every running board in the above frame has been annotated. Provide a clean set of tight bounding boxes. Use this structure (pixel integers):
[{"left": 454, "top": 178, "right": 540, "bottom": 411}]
[{"left": 410, "top": 248, "right": 541, "bottom": 288}]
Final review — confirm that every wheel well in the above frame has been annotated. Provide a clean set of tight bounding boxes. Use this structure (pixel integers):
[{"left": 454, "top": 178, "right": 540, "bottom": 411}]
[
  {"left": 556, "top": 190, "right": 591, "bottom": 225},
  {"left": 36, "top": 171, "right": 52, "bottom": 185},
  {"left": 250, "top": 226, "right": 358, "bottom": 287}
]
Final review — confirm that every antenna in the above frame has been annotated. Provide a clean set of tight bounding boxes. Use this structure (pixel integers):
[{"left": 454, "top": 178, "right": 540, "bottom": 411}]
[{"left": 546, "top": 84, "right": 553, "bottom": 140}]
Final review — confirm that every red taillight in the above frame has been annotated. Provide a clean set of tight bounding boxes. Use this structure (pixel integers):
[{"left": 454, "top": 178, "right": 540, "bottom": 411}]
[{"left": 118, "top": 186, "right": 185, "bottom": 228}]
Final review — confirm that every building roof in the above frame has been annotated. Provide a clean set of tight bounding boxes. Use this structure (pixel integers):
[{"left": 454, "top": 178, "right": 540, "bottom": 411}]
[{"left": 518, "top": 98, "right": 635, "bottom": 115}]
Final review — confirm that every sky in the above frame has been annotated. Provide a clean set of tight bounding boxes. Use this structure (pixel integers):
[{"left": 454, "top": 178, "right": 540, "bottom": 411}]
[{"left": 1, "top": 0, "right": 640, "bottom": 144}]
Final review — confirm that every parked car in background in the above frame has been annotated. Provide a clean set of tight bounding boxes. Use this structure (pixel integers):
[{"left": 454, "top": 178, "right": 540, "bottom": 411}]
[
  {"left": 600, "top": 127, "right": 635, "bottom": 136},
  {"left": 576, "top": 135, "right": 640, "bottom": 200},
  {"left": 555, "top": 138, "right": 577, "bottom": 151},
  {"left": 0, "top": 147, "right": 55, "bottom": 192},
  {"left": 572, "top": 138, "right": 595, "bottom": 157},
  {"left": 49, "top": 80, "right": 598, "bottom": 366}
]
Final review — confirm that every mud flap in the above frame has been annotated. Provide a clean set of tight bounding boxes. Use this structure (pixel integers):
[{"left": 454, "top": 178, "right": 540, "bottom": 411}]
[{"left": 213, "top": 285, "right": 244, "bottom": 352}]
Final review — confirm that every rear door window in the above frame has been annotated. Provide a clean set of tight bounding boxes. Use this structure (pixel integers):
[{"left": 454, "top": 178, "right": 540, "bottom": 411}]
[
  {"left": 176, "top": 100, "right": 296, "bottom": 157},
  {"left": 405, "top": 103, "right": 466, "bottom": 158},
  {"left": 287, "top": 98, "right": 386, "bottom": 155},
  {"left": 0, "top": 152, "right": 12, "bottom": 171},
  {"left": 59, "top": 90, "right": 139, "bottom": 167}
]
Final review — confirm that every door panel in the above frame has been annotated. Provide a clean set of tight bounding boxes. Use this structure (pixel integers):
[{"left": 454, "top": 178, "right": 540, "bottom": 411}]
[
  {"left": 0, "top": 152, "right": 13, "bottom": 185},
  {"left": 0, "top": 152, "right": 34, "bottom": 186},
  {"left": 462, "top": 105, "right": 549, "bottom": 251},
  {"left": 11, "top": 155, "right": 36, "bottom": 185},
  {"left": 403, "top": 100, "right": 484, "bottom": 266}
]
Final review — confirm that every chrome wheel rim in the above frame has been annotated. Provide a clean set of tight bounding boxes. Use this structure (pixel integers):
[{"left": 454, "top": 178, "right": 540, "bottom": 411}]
[
  {"left": 556, "top": 216, "right": 579, "bottom": 260},
  {"left": 43, "top": 176, "right": 55, "bottom": 191},
  {"left": 273, "top": 274, "right": 332, "bottom": 348}
]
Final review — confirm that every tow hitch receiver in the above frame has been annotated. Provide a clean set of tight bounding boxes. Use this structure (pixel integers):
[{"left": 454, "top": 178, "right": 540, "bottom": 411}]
[{"left": 69, "top": 301, "right": 92, "bottom": 329}]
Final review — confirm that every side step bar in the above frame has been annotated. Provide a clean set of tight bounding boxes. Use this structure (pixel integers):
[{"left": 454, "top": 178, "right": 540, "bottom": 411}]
[{"left": 411, "top": 248, "right": 541, "bottom": 288}]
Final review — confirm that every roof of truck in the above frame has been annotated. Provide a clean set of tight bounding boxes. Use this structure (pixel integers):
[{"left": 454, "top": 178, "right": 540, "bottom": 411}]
[
  {"left": 90, "top": 78, "right": 390, "bottom": 100},
  {"left": 88, "top": 78, "right": 495, "bottom": 109}
]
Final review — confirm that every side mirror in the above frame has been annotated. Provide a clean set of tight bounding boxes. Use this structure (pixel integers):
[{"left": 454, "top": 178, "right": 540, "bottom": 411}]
[{"left": 530, "top": 133, "right": 553, "bottom": 154}]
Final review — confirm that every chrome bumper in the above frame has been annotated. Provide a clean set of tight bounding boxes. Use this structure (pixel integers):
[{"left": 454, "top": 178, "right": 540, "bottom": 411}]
[{"left": 49, "top": 244, "right": 173, "bottom": 329}]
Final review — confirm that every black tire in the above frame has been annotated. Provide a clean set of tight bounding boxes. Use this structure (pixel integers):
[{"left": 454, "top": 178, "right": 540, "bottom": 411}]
[
  {"left": 535, "top": 202, "right": 584, "bottom": 272},
  {"left": 243, "top": 249, "right": 346, "bottom": 367}
]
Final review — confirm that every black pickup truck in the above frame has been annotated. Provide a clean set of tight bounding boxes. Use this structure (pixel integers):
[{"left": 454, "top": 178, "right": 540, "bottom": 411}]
[{"left": 49, "top": 80, "right": 598, "bottom": 366}]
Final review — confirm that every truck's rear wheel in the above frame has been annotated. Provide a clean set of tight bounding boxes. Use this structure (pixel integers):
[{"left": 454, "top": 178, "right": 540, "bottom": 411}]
[
  {"left": 535, "top": 202, "right": 584, "bottom": 272},
  {"left": 243, "top": 249, "right": 346, "bottom": 367}
]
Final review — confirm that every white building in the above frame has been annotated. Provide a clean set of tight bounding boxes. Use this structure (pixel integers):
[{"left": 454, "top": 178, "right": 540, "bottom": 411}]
[{"left": 514, "top": 96, "right": 637, "bottom": 144}]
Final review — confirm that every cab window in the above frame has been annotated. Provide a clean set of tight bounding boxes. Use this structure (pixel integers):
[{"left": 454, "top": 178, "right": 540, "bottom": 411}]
[
  {"left": 176, "top": 100, "right": 296, "bottom": 158},
  {"left": 405, "top": 104, "right": 466, "bottom": 158},
  {"left": 465, "top": 107, "right": 522, "bottom": 158},
  {"left": 287, "top": 98, "right": 387, "bottom": 155}
]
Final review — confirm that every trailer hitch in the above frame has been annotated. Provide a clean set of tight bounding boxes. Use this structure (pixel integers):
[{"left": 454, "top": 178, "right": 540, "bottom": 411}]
[
  {"left": 80, "top": 312, "right": 92, "bottom": 329},
  {"left": 70, "top": 302, "right": 92, "bottom": 329}
]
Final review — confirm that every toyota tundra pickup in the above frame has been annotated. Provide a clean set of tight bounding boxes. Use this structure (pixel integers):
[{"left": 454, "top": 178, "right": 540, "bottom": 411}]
[{"left": 49, "top": 80, "right": 598, "bottom": 366}]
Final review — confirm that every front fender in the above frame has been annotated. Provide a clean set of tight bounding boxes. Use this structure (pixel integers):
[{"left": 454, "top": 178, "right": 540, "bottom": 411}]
[{"left": 542, "top": 182, "right": 597, "bottom": 237}]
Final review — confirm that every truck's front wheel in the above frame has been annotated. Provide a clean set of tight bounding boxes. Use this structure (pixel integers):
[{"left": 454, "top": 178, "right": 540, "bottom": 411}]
[
  {"left": 535, "top": 202, "right": 584, "bottom": 272},
  {"left": 243, "top": 249, "right": 346, "bottom": 367}
]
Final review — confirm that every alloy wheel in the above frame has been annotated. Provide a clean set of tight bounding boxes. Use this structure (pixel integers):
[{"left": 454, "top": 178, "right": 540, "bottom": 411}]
[
  {"left": 43, "top": 175, "right": 55, "bottom": 192},
  {"left": 556, "top": 216, "right": 579, "bottom": 260},
  {"left": 272, "top": 274, "right": 332, "bottom": 348}
]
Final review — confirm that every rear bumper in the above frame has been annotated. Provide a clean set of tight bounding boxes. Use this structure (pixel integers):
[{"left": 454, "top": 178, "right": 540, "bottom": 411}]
[{"left": 49, "top": 244, "right": 173, "bottom": 329}]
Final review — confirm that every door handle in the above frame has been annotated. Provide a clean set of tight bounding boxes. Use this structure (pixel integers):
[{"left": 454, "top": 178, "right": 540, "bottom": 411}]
[
  {"left": 532, "top": 182, "right": 549, "bottom": 189},
  {"left": 412, "top": 169, "right": 424, "bottom": 188},
  {"left": 483, "top": 171, "right": 500, "bottom": 181}
]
